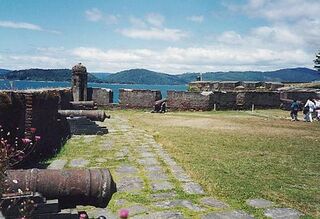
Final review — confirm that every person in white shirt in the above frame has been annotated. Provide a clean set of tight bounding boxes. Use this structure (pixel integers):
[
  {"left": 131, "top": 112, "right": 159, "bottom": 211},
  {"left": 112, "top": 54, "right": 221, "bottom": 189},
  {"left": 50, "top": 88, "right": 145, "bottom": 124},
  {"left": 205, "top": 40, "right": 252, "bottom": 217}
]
[
  {"left": 304, "top": 98, "right": 316, "bottom": 122},
  {"left": 314, "top": 99, "right": 320, "bottom": 121}
]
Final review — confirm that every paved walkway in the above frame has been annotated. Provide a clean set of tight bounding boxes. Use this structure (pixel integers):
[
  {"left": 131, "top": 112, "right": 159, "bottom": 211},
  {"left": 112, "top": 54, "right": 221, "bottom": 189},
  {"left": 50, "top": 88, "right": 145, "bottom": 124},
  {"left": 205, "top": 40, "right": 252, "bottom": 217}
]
[{"left": 48, "top": 113, "right": 303, "bottom": 219}]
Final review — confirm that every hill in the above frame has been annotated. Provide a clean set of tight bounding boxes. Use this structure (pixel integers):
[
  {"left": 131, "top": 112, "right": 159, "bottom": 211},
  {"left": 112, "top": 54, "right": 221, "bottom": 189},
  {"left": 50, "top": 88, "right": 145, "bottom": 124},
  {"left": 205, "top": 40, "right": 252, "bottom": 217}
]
[
  {"left": 179, "top": 68, "right": 320, "bottom": 83},
  {"left": 1, "top": 68, "right": 102, "bottom": 83},
  {"left": 91, "top": 72, "right": 111, "bottom": 80},
  {"left": 105, "top": 69, "right": 186, "bottom": 85},
  {"left": 0, "top": 69, "right": 11, "bottom": 75}
]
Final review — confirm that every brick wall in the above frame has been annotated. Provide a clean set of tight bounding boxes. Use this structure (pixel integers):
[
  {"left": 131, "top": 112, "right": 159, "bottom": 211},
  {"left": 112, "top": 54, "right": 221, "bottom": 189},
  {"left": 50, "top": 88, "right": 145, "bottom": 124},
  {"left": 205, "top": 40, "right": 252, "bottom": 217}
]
[
  {"left": 119, "top": 89, "right": 162, "bottom": 108},
  {"left": 0, "top": 89, "right": 70, "bottom": 161}
]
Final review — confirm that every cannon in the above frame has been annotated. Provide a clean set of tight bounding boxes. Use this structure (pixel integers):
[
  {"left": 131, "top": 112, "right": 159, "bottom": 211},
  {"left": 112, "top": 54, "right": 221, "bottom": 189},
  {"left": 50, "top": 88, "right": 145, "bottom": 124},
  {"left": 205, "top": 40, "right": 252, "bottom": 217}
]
[
  {"left": 152, "top": 99, "right": 167, "bottom": 113},
  {"left": 58, "top": 110, "right": 110, "bottom": 122},
  {"left": 70, "top": 101, "right": 97, "bottom": 110},
  {"left": 4, "top": 168, "right": 117, "bottom": 208}
]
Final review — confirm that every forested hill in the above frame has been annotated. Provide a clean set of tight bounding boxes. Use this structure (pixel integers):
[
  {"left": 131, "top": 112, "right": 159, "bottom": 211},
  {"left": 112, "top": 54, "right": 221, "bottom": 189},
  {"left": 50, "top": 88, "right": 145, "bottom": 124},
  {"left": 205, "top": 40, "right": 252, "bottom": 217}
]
[
  {"left": 179, "top": 67, "right": 320, "bottom": 83},
  {"left": 1, "top": 67, "right": 319, "bottom": 84},
  {"left": 104, "top": 69, "right": 186, "bottom": 85},
  {"left": 2, "top": 69, "right": 102, "bottom": 83}
]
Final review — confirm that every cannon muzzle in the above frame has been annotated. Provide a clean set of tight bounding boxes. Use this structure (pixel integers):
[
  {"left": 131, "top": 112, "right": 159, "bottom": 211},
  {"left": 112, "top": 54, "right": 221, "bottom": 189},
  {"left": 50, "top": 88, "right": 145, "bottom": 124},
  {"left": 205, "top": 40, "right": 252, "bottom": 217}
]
[
  {"left": 70, "top": 101, "right": 98, "bottom": 110},
  {"left": 58, "top": 110, "right": 110, "bottom": 122},
  {"left": 5, "top": 168, "right": 117, "bottom": 208}
]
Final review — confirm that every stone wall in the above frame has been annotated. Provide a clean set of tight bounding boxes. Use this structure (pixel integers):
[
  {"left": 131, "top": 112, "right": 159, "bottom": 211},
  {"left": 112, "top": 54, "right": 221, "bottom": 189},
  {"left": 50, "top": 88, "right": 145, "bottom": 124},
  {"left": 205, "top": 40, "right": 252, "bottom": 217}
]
[
  {"left": 87, "top": 87, "right": 113, "bottom": 106},
  {"left": 0, "top": 89, "right": 70, "bottom": 161},
  {"left": 119, "top": 89, "right": 162, "bottom": 108},
  {"left": 167, "top": 91, "right": 214, "bottom": 111},
  {"left": 280, "top": 90, "right": 320, "bottom": 103},
  {"left": 189, "top": 81, "right": 284, "bottom": 92},
  {"left": 167, "top": 90, "right": 281, "bottom": 110}
]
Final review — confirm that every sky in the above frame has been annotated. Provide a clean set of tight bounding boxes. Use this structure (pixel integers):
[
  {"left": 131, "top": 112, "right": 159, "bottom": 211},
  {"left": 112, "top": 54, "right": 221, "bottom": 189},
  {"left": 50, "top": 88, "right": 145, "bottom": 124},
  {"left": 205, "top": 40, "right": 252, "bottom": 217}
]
[{"left": 0, "top": 0, "right": 320, "bottom": 74}]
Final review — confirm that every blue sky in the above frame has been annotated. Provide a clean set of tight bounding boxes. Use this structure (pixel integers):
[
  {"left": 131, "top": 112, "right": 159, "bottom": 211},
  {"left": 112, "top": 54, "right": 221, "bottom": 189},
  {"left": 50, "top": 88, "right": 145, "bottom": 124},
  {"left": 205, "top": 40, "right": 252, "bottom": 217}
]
[{"left": 0, "top": 0, "right": 319, "bottom": 73}]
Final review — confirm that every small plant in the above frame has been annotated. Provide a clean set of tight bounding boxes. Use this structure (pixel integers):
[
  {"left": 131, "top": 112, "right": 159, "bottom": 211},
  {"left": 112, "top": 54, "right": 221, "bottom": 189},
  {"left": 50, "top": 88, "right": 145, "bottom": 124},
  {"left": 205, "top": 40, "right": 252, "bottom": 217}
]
[{"left": 0, "top": 125, "right": 41, "bottom": 218}]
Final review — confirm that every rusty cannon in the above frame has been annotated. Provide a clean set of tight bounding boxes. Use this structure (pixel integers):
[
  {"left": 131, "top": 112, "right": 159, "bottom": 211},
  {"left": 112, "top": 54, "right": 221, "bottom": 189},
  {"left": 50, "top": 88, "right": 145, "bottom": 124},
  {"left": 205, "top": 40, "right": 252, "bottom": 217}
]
[
  {"left": 4, "top": 168, "right": 117, "bottom": 208},
  {"left": 58, "top": 110, "right": 110, "bottom": 122},
  {"left": 70, "top": 101, "right": 98, "bottom": 110}
]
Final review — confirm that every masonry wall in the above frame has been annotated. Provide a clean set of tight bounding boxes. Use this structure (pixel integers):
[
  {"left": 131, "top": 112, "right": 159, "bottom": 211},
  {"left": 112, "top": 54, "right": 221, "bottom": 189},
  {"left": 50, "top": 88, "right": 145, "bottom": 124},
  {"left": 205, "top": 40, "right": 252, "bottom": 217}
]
[
  {"left": 280, "top": 91, "right": 320, "bottom": 103},
  {"left": 87, "top": 87, "right": 113, "bottom": 106},
  {"left": 0, "top": 89, "right": 70, "bottom": 162},
  {"left": 167, "top": 91, "right": 214, "bottom": 111},
  {"left": 119, "top": 89, "right": 162, "bottom": 108}
]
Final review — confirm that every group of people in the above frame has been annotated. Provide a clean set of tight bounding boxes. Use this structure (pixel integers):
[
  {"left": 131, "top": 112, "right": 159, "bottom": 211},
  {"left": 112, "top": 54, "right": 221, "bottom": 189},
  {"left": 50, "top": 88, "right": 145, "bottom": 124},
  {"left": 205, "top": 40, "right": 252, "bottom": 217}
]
[{"left": 290, "top": 97, "right": 320, "bottom": 122}]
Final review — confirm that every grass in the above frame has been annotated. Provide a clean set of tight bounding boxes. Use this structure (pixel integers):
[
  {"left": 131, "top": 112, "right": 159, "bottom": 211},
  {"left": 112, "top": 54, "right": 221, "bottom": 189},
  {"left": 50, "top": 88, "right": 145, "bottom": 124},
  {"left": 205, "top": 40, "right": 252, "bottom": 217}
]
[{"left": 117, "top": 109, "right": 320, "bottom": 218}]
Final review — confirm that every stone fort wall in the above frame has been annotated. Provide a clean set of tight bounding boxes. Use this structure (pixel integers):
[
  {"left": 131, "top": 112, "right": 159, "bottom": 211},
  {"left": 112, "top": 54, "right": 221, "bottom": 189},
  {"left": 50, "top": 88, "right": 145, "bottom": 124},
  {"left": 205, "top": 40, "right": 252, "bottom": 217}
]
[{"left": 119, "top": 89, "right": 162, "bottom": 108}]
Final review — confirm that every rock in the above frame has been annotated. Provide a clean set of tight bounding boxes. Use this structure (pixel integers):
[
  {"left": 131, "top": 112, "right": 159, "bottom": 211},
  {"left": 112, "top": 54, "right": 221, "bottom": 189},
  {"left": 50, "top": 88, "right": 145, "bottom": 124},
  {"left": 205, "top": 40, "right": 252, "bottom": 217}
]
[
  {"left": 47, "top": 159, "right": 67, "bottom": 169},
  {"left": 182, "top": 182, "right": 205, "bottom": 194},
  {"left": 201, "top": 210, "right": 255, "bottom": 219},
  {"left": 200, "top": 197, "right": 229, "bottom": 209},
  {"left": 155, "top": 200, "right": 203, "bottom": 212},
  {"left": 131, "top": 211, "right": 184, "bottom": 219},
  {"left": 151, "top": 181, "right": 174, "bottom": 191},
  {"left": 264, "top": 208, "right": 303, "bottom": 219},
  {"left": 246, "top": 198, "right": 273, "bottom": 208},
  {"left": 69, "top": 158, "right": 89, "bottom": 168},
  {"left": 118, "top": 177, "right": 144, "bottom": 193}
]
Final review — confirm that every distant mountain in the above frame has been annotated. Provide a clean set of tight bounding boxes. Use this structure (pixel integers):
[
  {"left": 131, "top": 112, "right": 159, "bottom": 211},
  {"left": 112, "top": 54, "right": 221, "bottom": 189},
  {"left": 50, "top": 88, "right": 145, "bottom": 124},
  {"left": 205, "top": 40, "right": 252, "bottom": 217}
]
[
  {"left": 179, "top": 67, "right": 320, "bottom": 83},
  {"left": 0, "top": 69, "right": 11, "bottom": 75},
  {"left": 1, "top": 67, "right": 319, "bottom": 84},
  {"left": 91, "top": 72, "right": 111, "bottom": 80},
  {"left": 1, "top": 68, "right": 102, "bottom": 83},
  {"left": 105, "top": 69, "right": 186, "bottom": 85}
]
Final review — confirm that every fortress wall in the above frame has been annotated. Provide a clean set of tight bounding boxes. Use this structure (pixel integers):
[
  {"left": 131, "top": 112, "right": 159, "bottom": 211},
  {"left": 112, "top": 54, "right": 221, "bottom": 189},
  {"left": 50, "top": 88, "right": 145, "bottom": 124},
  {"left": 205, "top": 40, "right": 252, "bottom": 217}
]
[
  {"left": 167, "top": 91, "right": 214, "bottom": 111},
  {"left": 119, "top": 89, "right": 162, "bottom": 108},
  {"left": 87, "top": 87, "right": 113, "bottom": 106},
  {"left": 0, "top": 89, "right": 70, "bottom": 160},
  {"left": 280, "top": 91, "right": 320, "bottom": 103}
]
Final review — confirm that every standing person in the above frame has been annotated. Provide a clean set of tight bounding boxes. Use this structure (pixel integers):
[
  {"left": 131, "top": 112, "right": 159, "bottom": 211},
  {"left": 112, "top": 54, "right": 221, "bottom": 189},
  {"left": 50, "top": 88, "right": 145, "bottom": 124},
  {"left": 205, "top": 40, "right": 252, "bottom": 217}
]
[
  {"left": 314, "top": 99, "right": 320, "bottom": 121},
  {"left": 290, "top": 100, "right": 299, "bottom": 121},
  {"left": 304, "top": 97, "right": 316, "bottom": 122}
]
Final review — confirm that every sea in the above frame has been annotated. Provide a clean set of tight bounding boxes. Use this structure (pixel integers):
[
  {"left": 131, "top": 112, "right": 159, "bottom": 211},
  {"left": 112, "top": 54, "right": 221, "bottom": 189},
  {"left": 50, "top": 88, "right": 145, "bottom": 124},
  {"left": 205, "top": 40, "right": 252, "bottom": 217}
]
[{"left": 0, "top": 80, "right": 187, "bottom": 103}]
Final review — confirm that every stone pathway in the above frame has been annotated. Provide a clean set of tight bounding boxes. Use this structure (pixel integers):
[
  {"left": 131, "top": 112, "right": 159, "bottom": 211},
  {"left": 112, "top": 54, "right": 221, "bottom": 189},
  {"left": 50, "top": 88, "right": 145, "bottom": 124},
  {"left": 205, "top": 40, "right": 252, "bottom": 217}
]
[{"left": 47, "top": 113, "right": 304, "bottom": 219}]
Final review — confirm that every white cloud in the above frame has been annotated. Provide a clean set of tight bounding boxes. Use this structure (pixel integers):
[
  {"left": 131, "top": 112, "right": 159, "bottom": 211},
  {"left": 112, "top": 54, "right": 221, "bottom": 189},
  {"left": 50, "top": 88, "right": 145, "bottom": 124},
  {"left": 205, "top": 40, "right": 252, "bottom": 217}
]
[
  {"left": 119, "top": 14, "right": 187, "bottom": 41},
  {"left": 187, "top": 15, "right": 204, "bottom": 23},
  {"left": 229, "top": 0, "right": 320, "bottom": 21},
  {"left": 0, "top": 20, "right": 60, "bottom": 34},
  {"left": 85, "top": 8, "right": 103, "bottom": 22},
  {"left": 85, "top": 8, "right": 119, "bottom": 25},
  {"left": 146, "top": 13, "right": 165, "bottom": 27},
  {"left": 117, "top": 27, "right": 187, "bottom": 41}
]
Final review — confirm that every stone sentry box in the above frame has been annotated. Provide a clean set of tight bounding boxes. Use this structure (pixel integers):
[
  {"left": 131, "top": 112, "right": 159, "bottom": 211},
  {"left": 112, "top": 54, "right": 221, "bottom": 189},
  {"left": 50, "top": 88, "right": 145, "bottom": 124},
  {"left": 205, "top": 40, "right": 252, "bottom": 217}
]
[
  {"left": 119, "top": 89, "right": 162, "bottom": 108},
  {"left": 71, "top": 63, "right": 88, "bottom": 102}
]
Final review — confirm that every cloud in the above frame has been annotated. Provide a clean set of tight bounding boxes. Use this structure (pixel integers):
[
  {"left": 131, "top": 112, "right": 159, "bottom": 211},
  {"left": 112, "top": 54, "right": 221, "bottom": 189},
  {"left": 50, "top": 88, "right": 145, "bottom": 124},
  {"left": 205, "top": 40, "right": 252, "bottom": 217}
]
[
  {"left": 228, "top": 0, "right": 320, "bottom": 21},
  {"left": 187, "top": 15, "right": 204, "bottom": 23},
  {"left": 146, "top": 13, "right": 165, "bottom": 27},
  {"left": 85, "top": 8, "right": 103, "bottom": 22},
  {"left": 117, "top": 27, "right": 187, "bottom": 41},
  {"left": 118, "top": 14, "right": 187, "bottom": 41},
  {"left": 0, "top": 20, "right": 60, "bottom": 34}
]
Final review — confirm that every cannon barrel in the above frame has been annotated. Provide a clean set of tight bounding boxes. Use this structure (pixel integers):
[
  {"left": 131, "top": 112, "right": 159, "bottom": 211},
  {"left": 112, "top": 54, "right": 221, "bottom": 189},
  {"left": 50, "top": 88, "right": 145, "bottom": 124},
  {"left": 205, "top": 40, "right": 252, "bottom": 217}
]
[
  {"left": 5, "top": 168, "right": 117, "bottom": 208},
  {"left": 70, "top": 101, "right": 97, "bottom": 110},
  {"left": 58, "top": 110, "right": 110, "bottom": 121}
]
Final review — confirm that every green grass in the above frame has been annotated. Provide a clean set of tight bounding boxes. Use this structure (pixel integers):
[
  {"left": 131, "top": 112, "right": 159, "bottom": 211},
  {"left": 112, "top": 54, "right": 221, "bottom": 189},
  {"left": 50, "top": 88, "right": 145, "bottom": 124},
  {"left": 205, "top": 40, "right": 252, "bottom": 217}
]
[{"left": 119, "top": 109, "right": 320, "bottom": 218}]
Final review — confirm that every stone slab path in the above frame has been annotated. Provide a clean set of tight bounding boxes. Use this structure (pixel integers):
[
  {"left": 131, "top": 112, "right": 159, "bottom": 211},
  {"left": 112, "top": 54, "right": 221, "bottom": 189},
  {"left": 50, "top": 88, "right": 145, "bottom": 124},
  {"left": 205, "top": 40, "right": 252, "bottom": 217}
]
[{"left": 47, "top": 113, "right": 304, "bottom": 219}]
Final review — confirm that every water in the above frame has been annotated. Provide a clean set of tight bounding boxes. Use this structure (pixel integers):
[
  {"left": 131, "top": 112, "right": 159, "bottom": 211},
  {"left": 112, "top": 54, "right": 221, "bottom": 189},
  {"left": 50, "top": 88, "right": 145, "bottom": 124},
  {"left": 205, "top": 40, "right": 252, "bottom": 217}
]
[{"left": 0, "top": 80, "right": 187, "bottom": 102}]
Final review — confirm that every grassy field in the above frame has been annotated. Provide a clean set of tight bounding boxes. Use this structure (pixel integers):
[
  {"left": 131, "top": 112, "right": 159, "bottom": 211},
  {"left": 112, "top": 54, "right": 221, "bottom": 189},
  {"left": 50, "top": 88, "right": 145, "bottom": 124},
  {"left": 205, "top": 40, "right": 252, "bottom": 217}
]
[{"left": 117, "top": 109, "right": 320, "bottom": 218}]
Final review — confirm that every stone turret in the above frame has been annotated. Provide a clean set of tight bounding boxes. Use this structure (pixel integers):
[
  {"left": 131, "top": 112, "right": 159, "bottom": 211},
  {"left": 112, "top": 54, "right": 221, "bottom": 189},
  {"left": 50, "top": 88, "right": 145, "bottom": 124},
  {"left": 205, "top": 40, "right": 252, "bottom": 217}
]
[{"left": 71, "top": 63, "right": 88, "bottom": 101}]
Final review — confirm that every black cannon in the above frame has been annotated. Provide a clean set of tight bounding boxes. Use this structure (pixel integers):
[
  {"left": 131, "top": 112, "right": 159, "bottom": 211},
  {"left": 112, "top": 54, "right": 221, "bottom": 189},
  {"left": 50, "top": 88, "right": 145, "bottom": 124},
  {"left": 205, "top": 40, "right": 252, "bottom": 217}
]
[
  {"left": 58, "top": 110, "right": 110, "bottom": 122},
  {"left": 4, "top": 168, "right": 117, "bottom": 208}
]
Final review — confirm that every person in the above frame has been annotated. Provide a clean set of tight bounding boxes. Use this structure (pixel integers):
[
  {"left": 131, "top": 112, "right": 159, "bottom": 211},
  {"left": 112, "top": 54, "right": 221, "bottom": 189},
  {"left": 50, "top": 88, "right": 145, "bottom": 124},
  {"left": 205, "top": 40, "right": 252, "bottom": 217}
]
[
  {"left": 314, "top": 99, "right": 320, "bottom": 121},
  {"left": 304, "top": 97, "right": 316, "bottom": 122},
  {"left": 290, "top": 100, "right": 299, "bottom": 121}
]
